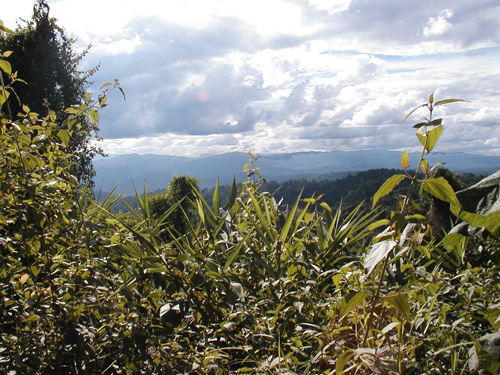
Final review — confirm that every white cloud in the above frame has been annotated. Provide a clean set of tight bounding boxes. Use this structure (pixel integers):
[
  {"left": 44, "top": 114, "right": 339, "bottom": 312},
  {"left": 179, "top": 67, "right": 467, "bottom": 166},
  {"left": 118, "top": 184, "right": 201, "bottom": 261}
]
[
  {"left": 307, "top": 0, "right": 352, "bottom": 15},
  {"left": 92, "top": 34, "right": 143, "bottom": 55},
  {"left": 1, "top": 0, "right": 33, "bottom": 29},
  {"left": 423, "top": 9, "right": 453, "bottom": 37},
  {"left": 3, "top": 0, "right": 500, "bottom": 157}
]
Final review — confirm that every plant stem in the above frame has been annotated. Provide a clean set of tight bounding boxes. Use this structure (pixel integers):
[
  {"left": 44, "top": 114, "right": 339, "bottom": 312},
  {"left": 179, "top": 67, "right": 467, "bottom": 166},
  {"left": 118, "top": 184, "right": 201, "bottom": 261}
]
[{"left": 362, "top": 104, "right": 433, "bottom": 347}]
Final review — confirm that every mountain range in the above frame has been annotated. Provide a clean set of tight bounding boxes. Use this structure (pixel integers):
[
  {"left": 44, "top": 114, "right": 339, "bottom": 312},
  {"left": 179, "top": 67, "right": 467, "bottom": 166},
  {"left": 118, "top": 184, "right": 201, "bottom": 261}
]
[{"left": 93, "top": 150, "right": 500, "bottom": 195}]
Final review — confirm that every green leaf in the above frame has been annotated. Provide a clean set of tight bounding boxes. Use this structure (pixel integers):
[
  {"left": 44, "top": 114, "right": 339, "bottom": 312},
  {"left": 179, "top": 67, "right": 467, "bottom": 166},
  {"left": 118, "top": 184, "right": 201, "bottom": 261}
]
[
  {"left": 421, "top": 159, "right": 429, "bottom": 174},
  {"left": 223, "top": 232, "right": 252, "bottom": 272},
  {"left": 225, "top": 177, "right": 237, "bottom": 209},
  {"left": 474, "top": 341, "right": 500, "bottom": 374},
  {"left": 213, "top": 180, "right": 220, "bottom": 215},
  {"left": 383, "top": 293, "right": 410, "bottom": 320},
  {"left": 400, "top": 150, "right": 410, "bottom": 169},
  {"left": 340, "top": 291, "right": 369, "bottom": 320},
  {"left": 417, "top": 245, "right": 431, "bottom": 259},
  {"left": 0, "top": 88, "right": 10, "bottom": 107},
  {"left": 0, "top": 21, "right": 14, "bottom": 34},
  {"left": 57, "top": 130, "right": 70, "bottom": 146},
  {"left": 366, "top": 219, "right": 390, "bottom": 231},
  {"left": 89, "top": 109, "right": 99, "bottom": 124},
  {"left": 64, "top": 107, "right": 77, "bottom": 114},
  {"left": 422, "top": 177, "right": 461, "bottom": 208},
  {"left": 416, "top": 124, "right": 443, "bottom": 152},
  {"left": 279, "top": 192, "right": 301, "bottom": 242},
  {"left": 336, "top": 350, "right": 354, "bottom": 375},
  {"left": 320, "top": 202, "right": 332, "bottom": 211},
  {"left": 0, "top": 60, "right": 12, "bottom": 75},
  {"left": 414, "top": 119, "right": 442, "bottom": 136},
  {"left": 451, "top": 208, "right": 500, "bottom": 236},
  {"left": 443, "top": 232, "right": 466, "bottom": 263},
  {"left": 372, "top": 174, "right": 406, "bottom": 208}
]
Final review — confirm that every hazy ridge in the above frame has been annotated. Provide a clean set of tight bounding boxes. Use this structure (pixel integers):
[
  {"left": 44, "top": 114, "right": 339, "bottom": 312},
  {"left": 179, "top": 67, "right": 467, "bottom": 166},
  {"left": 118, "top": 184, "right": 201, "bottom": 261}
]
[{"left": 94, "top": 150, "right": 500, "bottom": 195}]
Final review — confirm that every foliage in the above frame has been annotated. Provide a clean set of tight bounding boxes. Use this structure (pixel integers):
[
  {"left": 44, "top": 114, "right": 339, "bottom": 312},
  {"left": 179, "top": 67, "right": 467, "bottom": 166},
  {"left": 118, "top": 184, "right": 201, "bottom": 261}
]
[
  {"left": 149, "top": 174, "right": 200, "bottom": 240},
  {"left": 0, "top": 25, "right": 131, "bottom": 373},
  {"left": 2, "top": 20, "right": 500, "bottom": 374},
  {"left": 0, "top": 0, "right": 105, "bottom": 186}
]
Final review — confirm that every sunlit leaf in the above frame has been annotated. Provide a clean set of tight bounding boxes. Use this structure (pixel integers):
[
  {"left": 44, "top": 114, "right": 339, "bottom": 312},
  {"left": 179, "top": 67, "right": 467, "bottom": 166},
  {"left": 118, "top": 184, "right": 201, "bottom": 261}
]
[
  {"left": 372, "top": 174, "right": 406, "bottom": 208},
  {"left": 0, "top": 21, "right": 14, "bottom": 34},
  {"left": 279, "top": 191, "right": 301, "bottom": 242},
  {"left": 363, "top": 240, "right": 397, "bottom": 280},
  {"left": 443, "top": 232, "right": 466, "bottom": 263},
  {"left": 421, "top": 158, "right": 429, "bottom": 174},
  {"left": 416, "top": 124, "right": 443, "bottom": 152},
  {"left": 57, "top": 130, "right": 70, "bottom": 147},
  {"left": 451, "top": 207, "right": 500, "bottom": 236},
  {"left": 19, "top": 273, "right": 29, "bottom": 285},
  {"left": 422, "top": 177, "right": 461, "bottom": 207},
  {"left": 0, "top": 60, "right": 12, "bottom": 75},
  {"left": 89, "top": 109, "right": 99, "bottom": 124},
  {"left": 0, "top": 88, "right": 10, "bottom": 107},
  {"left": 336, "top": 350, "right": 354, "bottom": 375},
  {"left": 414, "top": 118, "right": 442, "bottom": 136},
  {"left": 340, "top": 291, "right": 369, "bottom": 319},
  {"left": 400, "top": 150, "right": 410, "bottom": 169},
  {"left": 366, "top": 220, "right": 389, "bottom": 231},
  {"left": 213, "top": 180, "right": 220, "bottom": 214},
  {"left": 320, "top": 202, "right": 332, "bottom": 211},
  {"left": 159, "top": 303, "right": 180, "bottom": 317}
]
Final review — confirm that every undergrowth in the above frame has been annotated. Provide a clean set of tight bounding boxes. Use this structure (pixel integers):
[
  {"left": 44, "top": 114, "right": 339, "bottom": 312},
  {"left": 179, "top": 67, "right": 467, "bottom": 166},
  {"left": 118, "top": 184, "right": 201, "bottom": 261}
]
[{"left": 1, "top": 21, "right": 500, "bottom": 373}]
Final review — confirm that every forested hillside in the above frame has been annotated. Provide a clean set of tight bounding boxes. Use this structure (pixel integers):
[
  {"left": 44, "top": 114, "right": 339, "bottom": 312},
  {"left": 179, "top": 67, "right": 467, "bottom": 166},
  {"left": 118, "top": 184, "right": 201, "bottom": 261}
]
[
  {"left": 2, "top": 7, "right": 500, "bottom": 375},
  {"left": 108, "top": 168, "right": 486, "bottom": 214}
]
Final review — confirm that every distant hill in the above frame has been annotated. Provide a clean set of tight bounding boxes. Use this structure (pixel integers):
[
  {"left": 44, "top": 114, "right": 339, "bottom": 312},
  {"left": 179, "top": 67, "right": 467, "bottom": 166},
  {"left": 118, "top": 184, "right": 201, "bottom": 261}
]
[{"left": 93, "top": 150, "right": 500, "bottom": 195}]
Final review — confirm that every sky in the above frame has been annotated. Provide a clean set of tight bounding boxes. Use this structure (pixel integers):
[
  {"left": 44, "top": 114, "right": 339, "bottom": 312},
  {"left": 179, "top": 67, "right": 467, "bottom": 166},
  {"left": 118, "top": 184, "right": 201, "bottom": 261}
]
[{"left": 3, "top": 0, "right": 500, "bottom": 157}]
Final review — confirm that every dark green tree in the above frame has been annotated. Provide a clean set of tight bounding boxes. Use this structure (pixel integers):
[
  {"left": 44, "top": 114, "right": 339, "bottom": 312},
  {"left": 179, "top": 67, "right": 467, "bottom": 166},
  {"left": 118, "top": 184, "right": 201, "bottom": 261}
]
[
  {"left": 150, "top": 174, "right": 200, "bottom": 240},
  {"left": 0, "top": 0, "right": 101, "bottom": 185}
]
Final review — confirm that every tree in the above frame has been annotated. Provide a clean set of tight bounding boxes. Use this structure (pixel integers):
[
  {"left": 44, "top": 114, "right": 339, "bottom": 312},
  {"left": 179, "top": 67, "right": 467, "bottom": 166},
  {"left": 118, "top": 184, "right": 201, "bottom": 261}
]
[
  {"left": 150, "top": 174, "right": 200, "bottom": 240},
  {"left": 0, "top": 0, "right": 101, "bottom": 186}
]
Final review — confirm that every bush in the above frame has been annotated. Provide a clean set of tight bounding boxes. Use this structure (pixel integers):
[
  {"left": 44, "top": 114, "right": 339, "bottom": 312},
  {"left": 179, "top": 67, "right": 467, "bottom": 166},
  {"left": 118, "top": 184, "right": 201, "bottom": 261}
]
[{"left": 2, "top": 22, "right": 500, "bottom": 373}]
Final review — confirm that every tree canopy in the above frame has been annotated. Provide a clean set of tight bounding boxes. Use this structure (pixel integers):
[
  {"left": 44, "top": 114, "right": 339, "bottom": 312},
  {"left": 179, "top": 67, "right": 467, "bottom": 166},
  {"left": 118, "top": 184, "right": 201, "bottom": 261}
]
[{"left": 0, "top": 0, "right": 101, "bottom": 185}]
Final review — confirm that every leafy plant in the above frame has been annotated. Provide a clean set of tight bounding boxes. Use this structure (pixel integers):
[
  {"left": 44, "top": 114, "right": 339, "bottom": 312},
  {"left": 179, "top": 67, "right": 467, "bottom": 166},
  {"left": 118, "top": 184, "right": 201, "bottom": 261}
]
[
  {"left": 3, "top": 16, "right": 500, "bottom": 373},
  {"left": 0, "top": 0, "right": 108, "bottom": 185}
]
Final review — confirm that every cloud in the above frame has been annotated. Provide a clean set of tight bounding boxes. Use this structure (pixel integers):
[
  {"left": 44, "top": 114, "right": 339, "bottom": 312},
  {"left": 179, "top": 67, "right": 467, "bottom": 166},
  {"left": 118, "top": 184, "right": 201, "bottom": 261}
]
[
  {"left": 4, "top": 0, "right": 500, "bottom": 157},
  {"left": 423, "top": 9, "right": 453, "bottom": 37}
]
